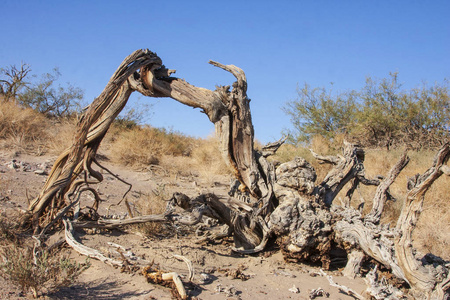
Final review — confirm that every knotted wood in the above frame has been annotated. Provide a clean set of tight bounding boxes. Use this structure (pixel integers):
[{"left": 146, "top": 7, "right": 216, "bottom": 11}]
[{"left": 26, "top": 50, "right": 449, "bottom": 299}]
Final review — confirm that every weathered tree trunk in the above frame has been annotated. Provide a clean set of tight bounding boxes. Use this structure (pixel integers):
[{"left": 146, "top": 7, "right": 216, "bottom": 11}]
[
  {"left": 333, "top": 143, "right": 450, "bottom": 299},
  {"left": 139, "top": 61, "right": 270, "bottom": 203},
  {"left": 27, "top": 50, "right": 161, "bottom": 231},
  {"left": 342, "top": 250, "right": 365, "bottom": 279},
  {"left": 311, "top": 141, "right": 380, "bottom": 206},
  {"left": 394, "top": 144, "right": 450, "bottom": 299},
  {"left": 27, "top": 49, "right": 272, "bottom": 251},
  {"left": 27, "top": 50, "right": 449, "bottom": 299},
  {"left": 365, "top": 153, "right": 409, "bottom": 224}
]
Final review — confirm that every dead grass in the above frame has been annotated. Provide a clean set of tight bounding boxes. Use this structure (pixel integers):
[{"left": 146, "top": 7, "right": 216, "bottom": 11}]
[
  {"left": 0, "top": 215, "right": 90, "bottom": 298},
  {"left": 47, "top": 118, "right": 77, "bottom": 155},
  {"left": 132, "top": 185, "right": 170, "bottom": 237},
  {"left": 0, "top": 101, "right": 49, "bottom": 155},
  {"left": 190, "top": 136, "right": 233, "bottom": 183},
  {"left": 0, "top": 100, "right": 78, "bottom": 156},
  {"left": 108, "top": 125, "right": 192, "bottom": 167}
]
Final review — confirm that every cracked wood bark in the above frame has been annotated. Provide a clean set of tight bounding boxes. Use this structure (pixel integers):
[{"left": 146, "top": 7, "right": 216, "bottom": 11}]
[
  {"left": 334, "top": 211, "right": 409, "bottom": 283},
  {"left": 312, "top": 141, "right": 380, "bottom": 206},
  {"left": 365, "top": 152, "right": 409, "bottom": 224},
  {"left": 394, "top": 142, "right": 450, "bottom": 299},
  {"left": 27, "top": 50, "right": 161, "bottom": 230},
  {"left": 28, "top": 50, "right": 273, "bottom": 252}
]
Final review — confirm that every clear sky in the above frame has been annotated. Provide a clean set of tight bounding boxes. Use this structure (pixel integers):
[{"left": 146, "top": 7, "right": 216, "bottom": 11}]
[{"left": 1, "top": 0, "right": 449, "bottom": 144}]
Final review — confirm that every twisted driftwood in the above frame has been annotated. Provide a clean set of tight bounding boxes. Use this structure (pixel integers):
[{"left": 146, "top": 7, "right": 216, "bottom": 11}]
[{"left": 27, "top": 50, "right": 449, "bottom": 299}]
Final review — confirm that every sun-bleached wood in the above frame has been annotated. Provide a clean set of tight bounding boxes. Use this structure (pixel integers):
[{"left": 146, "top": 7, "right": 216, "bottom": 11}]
[{"left": 27, "top": 50, "right": 449, "bottom": 299}]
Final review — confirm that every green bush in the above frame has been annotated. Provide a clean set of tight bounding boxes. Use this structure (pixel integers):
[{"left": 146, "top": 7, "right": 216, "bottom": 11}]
[
  {"left": 284, "top": 73, "right": 449, "bottom": 150},
  {"left": 1, "top": 64, "right": 84, "bottom": 118}
]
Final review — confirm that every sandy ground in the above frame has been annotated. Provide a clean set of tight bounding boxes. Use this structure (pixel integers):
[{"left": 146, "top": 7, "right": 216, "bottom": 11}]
[{"left": 0, "top": 151, "right": 367, "bottom": 299}]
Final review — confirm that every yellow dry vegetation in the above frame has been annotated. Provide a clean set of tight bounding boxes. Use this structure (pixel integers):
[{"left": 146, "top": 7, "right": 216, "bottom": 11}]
[
  {"left": 0, "top": 100, "right": 49, "bottom": 155},
  {"left": 107, "top": 125, "right": 192, "bottom": 167},
  {"left": 0, "top": 101, "right": 447, "bottom": 259}
]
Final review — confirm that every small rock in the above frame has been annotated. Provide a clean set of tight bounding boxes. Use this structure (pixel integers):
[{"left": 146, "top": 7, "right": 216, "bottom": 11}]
[
  {"left": 19, "top": 161, "right": 31, "bottom": 171},
  {"left": 34, "top": 169, "right": 48, "bottom": 175},
  {"left": 289, "top": 285, "right": 300, "bottom": 293},
  {"left": 199, "top": 272, "right": 213, "bottom": 284},
  {"left": 309, "top": 287, "right": 330, "bottom": 299},
  {"left": 7, "top": 160, "right": 19, "bottom": 170}
]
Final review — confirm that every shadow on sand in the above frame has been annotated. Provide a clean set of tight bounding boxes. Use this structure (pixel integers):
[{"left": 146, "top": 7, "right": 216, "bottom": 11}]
[{"left": 48, "top": 279, "right": 151, "bottom": 300}]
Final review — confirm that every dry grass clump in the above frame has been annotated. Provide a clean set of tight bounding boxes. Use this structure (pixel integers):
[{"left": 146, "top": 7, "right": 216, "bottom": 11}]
[
  {"left": 132, "top": 185, "right": 170, "bottom": 237},
  {"left": 46, "top": 118, "right": 77, "bottom": 155},
  {"left": 190, "top": 136, "right": 233, "bottom": 178},
  {"left": 108, "top": 125, "right": 192, "bottom": 167},
  {"left": 0, "top": 100, "right": 78, "bottom": 156},
  {"left": 0, "top": 100, "right": 50, "bottom": 155},
  {"left": 0, "top": 215, "right": 90, "bottom": 298}
]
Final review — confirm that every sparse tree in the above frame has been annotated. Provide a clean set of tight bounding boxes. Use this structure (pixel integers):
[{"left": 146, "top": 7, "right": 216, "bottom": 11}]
[
  {"left": 18, "top": 68, "right": 83, "bottom": 118},
  {"left": 0, "top": 63, "right": 31, "bottom": 101}
]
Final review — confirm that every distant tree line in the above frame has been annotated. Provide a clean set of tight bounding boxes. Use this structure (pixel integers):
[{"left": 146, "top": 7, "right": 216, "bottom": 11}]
[
  {"left": 0, "top": 63, "right": 83, "bottom": 118},
  {"left": 284, "top": 73, "right": 449, "bottom": 150}
]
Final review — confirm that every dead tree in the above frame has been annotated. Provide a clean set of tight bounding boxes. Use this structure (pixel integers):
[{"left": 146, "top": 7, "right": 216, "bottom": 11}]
[
  {"left": 0, "top": 63, "right": 31, "bottom": 101},
  {"left": 26, "top": 50, "right": 449, "bottom": 299},
  {"left": 26, "top": 49, "right": 272, "bottom": 251}
]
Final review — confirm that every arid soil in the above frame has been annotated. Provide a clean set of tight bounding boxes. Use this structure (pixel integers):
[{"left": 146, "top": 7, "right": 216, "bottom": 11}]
[{"left": 0, "top": 151, "right": 367, "bottom": 300}]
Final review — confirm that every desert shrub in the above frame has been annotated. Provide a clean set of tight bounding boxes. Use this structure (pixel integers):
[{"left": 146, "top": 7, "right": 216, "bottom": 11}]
[
  {"left": 283, "top": 83, "right": 358, "bottom": 143},
  {"left": 0, "top": 216, "right": 90, "bottom": 298},
  {"left": 0, "top": 100, "right": 49, "bottom": 154},
  {"left": 284, "top": 73, "right": 449, "bottom": 150},
  {"left": 0, "top": 214, "right": 19, "bottom": 244},
  {"left": 1, "top": 64, "right": 84, "bottom": 118},
  {"left": 0, "top": 246, "right": 89, "bottom": 298},
  {"left": 113, "top": 100, "right": 153, "bottom": 130},
  {"left": 109, "top": 125, "right": 192, "bottom": 167}
]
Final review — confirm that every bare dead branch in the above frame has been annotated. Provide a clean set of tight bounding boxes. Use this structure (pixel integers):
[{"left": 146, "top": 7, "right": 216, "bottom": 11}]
[
  {"left": 365, "top": 152, "right": 409, "bottom": 224},
  {"left": 320, "top": 269, "right": 365, "bottom": 299},
  {"left": 63, "top": 218, "right": 123, "bottom": 267},
  {"left": 394, "top": 143, "right": 450, "bottom": 297}
]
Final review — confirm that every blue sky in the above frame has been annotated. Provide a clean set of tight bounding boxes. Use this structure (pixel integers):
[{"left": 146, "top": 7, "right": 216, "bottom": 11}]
[{"left": 1, "top": 1, "right": 449, "bottom": 143}]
